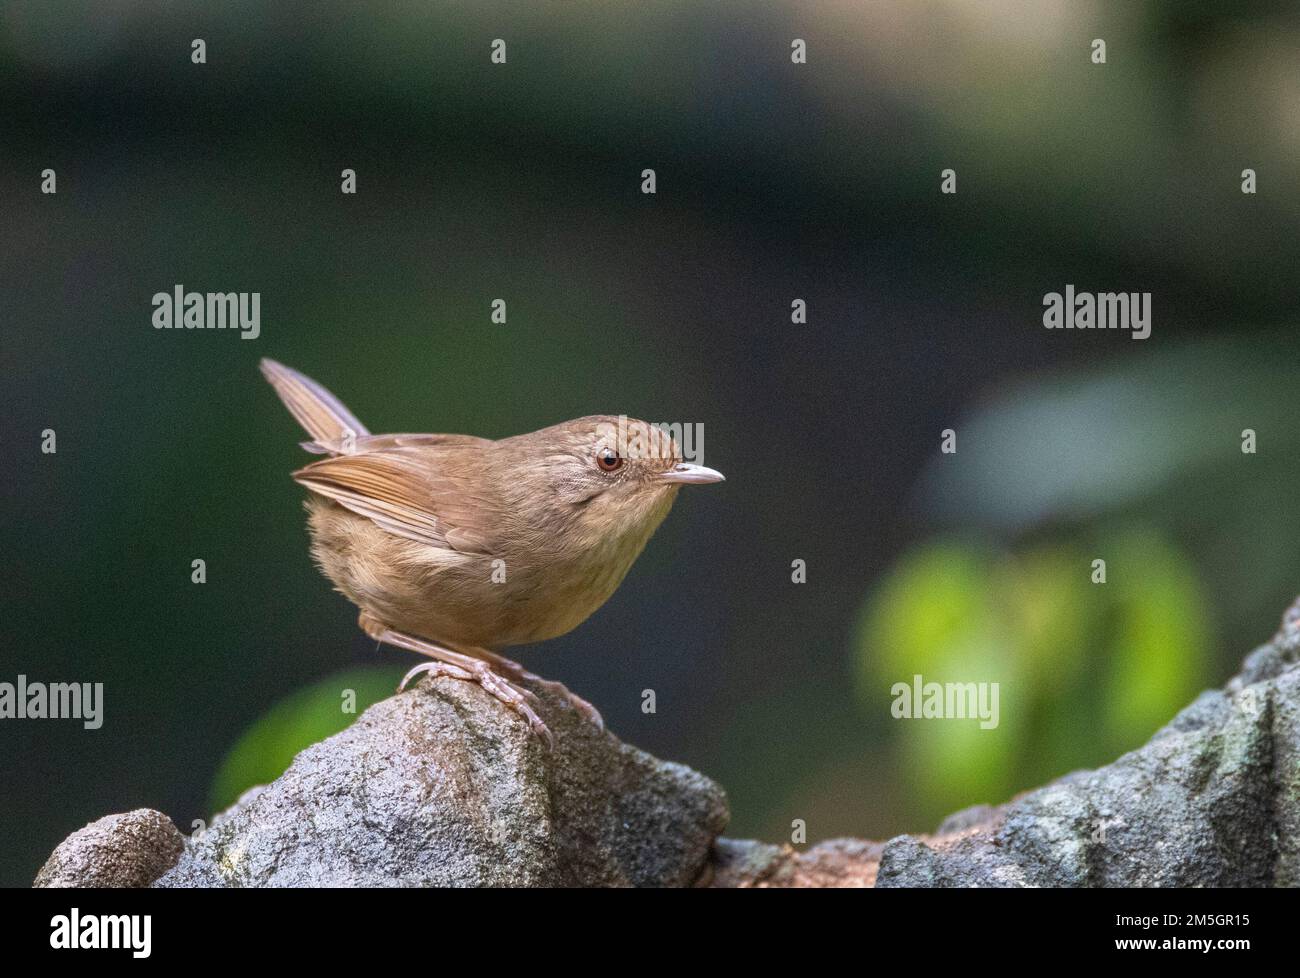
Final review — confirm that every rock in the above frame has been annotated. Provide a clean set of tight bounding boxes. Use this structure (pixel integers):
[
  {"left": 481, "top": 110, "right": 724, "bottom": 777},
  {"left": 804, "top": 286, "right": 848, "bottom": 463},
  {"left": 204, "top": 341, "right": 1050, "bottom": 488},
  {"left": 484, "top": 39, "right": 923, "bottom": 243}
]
[
  {"left": 34, "top": 598, "right": 1300, "bottom": 887},
  {"left": 146, "top": 676, "right": 728, "bottom": 887},
  {"left": 706, "top": 837, "right": 882, "bottom": 887},
  {"left": 34, "top": 809, "right": 184, "bottom": 888},
  {"left": 872, "top": 600, "right": 1300, "bottom": 887}
]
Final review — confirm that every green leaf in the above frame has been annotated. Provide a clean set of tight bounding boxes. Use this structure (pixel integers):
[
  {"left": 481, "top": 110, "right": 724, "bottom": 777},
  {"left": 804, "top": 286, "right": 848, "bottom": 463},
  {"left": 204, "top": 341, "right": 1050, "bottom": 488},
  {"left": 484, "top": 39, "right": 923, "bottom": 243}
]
[{"left": 856, "top": 528, "right": 1210, "bottom": 818}]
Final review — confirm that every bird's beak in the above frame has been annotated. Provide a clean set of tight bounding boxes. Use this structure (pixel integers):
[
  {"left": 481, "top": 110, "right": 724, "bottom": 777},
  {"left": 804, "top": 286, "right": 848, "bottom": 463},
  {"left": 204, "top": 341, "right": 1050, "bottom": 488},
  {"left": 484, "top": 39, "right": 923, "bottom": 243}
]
[{"left": 660, "top": 462, "right": 726, "bottom": 485}]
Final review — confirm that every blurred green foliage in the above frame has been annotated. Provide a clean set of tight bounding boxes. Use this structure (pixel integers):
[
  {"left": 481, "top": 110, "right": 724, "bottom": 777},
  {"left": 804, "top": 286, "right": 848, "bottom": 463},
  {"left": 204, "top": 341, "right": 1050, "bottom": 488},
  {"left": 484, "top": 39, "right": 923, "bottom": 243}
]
[
  {"left": 918, "top": 335, "right": 1300, "bottom": 667},
  {"left": 857, "top": 528, "right": 1209, "bottom": 819}
]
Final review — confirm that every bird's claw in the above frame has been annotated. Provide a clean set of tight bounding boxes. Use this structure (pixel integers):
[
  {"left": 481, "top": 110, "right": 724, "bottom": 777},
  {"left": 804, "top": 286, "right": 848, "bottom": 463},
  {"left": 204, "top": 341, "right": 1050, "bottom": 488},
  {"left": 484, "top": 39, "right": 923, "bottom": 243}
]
[
  {"left": 397, "top": 660, "right": 472, "bottom": 692},
  {"left": 471, "top": 663, "right": 554, "bottom": 744},
  {"left": 476, "top": 652, "right": 603, "bottom": 730},
  {"left": 561, "top": 688, "right": 604, "bottom": 730},
  {"left": 398, "top": 660, "right": 553, "bottom": 747},
  {"left": 533, "top": 677, "right": 604, "bottom": 729}
]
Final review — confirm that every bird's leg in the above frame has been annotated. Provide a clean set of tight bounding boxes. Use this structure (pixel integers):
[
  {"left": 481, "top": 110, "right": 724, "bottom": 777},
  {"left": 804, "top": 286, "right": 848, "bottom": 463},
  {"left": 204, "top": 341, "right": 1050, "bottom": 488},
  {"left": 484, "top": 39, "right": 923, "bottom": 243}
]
[
  {"left": 449, "top": 643, "right": 605, "bottom": 731},
  {"left": 359, "top": 614, "right": 552, "bottom": 748}
]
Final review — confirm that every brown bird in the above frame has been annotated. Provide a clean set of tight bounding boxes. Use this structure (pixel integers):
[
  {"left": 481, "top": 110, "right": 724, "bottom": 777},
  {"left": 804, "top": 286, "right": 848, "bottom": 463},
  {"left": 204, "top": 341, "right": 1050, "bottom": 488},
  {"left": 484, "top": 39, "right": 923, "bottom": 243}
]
[{"left": 260, "top": 358, "right": 724, "bottom": 745}]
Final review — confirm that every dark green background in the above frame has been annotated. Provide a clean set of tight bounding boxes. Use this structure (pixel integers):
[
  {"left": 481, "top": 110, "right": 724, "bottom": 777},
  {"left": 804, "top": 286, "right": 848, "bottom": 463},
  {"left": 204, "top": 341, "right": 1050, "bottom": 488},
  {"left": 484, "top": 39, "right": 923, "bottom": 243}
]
[{"left": 4, "top": 2, "right": 1299, "bottom": 886}]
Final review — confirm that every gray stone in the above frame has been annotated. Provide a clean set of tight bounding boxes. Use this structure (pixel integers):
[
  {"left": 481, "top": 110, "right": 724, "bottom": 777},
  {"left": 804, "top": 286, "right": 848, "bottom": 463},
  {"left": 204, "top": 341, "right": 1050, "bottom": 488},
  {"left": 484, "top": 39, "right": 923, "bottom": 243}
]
[
  {"left": 707, "top": 837, "right": 882, "bottom": 887},
  {"left": 35, "top": 809, "right": 184, "bottom": 888},
  {"left": 35, "top": 598, "right": 1300, "bottom": 887},
  {"left": 874, "top": 602, "right": 1300, "bottom": 887},
  {"left": 149, "top": 676, "right": 727, "bottom": 887}
]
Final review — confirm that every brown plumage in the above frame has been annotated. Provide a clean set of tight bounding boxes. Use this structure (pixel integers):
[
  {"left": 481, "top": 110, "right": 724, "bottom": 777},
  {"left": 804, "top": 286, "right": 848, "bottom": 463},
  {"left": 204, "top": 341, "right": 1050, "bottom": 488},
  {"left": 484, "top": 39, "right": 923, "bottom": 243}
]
[{"left": 260, "top": 358, "right": 724, "bottom": 744}]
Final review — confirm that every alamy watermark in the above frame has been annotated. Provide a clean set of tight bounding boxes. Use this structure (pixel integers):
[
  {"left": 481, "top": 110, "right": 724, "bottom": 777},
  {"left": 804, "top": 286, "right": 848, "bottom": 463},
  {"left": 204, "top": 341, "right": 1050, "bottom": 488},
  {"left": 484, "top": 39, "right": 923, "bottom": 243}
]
[
  {"left": 152, "top": 285, "right": 260, "bottom": 339},
  {"left": 596, "top": 415, "right": 706, "bottom": 466},
  {"left": 890, "top": 674, "right": 1000, "bottom": 730},
  {"left": 0, "top": 675, "right": 103, "bottom": 729},
  {"left": 1043, "top": 285, "right": 1150, "bottom": 340},
  {"left": 50, "top": 909, "right": 150, "bottom": 958}
]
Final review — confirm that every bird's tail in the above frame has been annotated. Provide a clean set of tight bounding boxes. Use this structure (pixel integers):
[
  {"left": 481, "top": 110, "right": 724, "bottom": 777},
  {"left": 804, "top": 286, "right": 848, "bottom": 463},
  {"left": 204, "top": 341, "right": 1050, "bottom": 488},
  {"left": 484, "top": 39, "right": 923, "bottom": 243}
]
[{"left": 260, "top": 358, "right": 371, "bottom": 454}]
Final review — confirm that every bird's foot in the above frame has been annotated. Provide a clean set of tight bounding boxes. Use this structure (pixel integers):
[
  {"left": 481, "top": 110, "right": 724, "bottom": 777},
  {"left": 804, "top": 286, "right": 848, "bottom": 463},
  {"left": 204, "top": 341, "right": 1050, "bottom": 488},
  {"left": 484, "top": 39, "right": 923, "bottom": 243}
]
[
  {"left": 368, "top": 619, "right": 554, "bottom": 748},
  {"left": 398, "top": 658, "right": 553, "bottom": 749},
  {"left": 470, "top": 650, "right": 604, "bottom": 730},
  {"left": 398, "top": 660, "right": 473, "bottom": 689},
  {"left": 534, "top": 678, "right": 604, "bottom": 730}
]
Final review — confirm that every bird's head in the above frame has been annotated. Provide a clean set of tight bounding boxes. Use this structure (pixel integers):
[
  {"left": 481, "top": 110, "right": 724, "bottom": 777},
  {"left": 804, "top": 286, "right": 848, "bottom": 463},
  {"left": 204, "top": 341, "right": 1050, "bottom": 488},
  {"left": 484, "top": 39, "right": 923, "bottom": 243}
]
[{"left": 503, "top": 415, "right": 724, "bottom": 551}]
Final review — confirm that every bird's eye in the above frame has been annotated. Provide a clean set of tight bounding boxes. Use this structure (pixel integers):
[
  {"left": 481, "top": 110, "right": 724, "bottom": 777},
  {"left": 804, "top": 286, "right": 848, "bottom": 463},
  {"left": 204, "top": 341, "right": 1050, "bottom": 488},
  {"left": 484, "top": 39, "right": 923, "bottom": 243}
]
[{"left": 596, "top": 448, "right": 623, "bottom": 472}]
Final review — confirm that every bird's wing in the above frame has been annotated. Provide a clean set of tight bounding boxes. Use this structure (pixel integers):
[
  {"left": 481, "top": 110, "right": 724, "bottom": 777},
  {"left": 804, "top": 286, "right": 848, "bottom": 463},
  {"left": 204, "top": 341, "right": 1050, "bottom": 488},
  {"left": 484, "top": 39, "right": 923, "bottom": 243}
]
[
  {"left": 292, "top": 441, "right": 500, "bottom": 554},
  {"left": 297, "top": 432, "right": 488, "bottom": 456}
]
